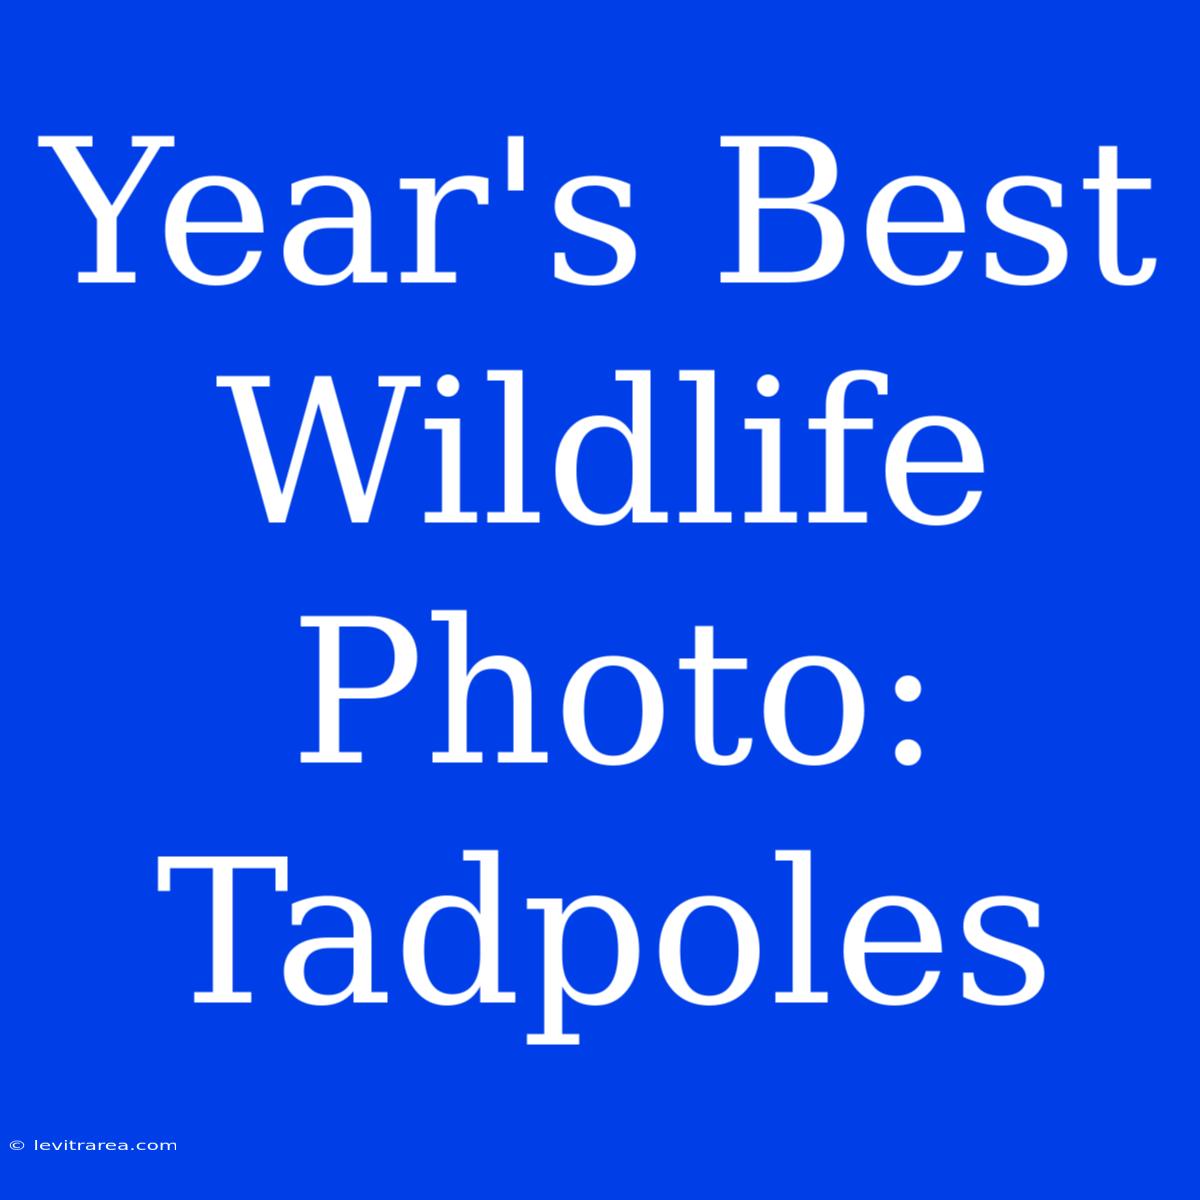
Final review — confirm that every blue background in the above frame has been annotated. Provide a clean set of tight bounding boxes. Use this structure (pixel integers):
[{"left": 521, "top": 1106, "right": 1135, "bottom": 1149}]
[{"left": 4, "top": 3, "right": 1194, "bottom": 1195}]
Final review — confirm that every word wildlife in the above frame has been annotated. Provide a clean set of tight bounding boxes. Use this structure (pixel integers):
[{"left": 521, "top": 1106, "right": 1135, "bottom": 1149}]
[{"left": 222, "top": 368, "right": 984, "bottom": 528}]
